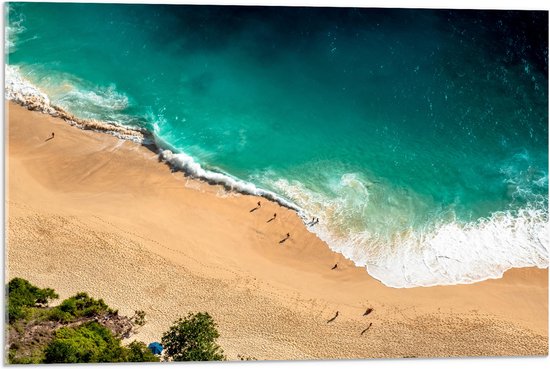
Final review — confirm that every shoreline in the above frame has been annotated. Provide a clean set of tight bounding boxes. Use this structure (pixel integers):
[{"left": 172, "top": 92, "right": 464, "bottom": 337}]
[
  {"left": 6, "top": 101, "right": 548, "bottom": 359},
  {"left": 5, "top": 65, "right": 548, "bottom": 289},
  {"left": 5, "top": 65, "right": 303, "bottom": 213}
]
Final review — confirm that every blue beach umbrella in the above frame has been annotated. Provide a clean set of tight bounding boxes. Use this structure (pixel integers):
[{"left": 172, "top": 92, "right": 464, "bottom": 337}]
[{"left": 148, "top": 342, "right": 163, "bottom": 355}]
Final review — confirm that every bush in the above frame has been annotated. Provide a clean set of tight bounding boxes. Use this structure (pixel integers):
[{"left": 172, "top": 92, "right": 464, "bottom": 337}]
[
  {"left": 161, "top": 312, "right": 225, "bottom": 361},
  {"left": 49, "top": 292, "right": 114, "bottom": 322},
  {"left": 43, "top": 322, "right": 125, "bottom": 363},
  {"left": 46, "top": 308, "right": 73, "bottom": 323},
  {"left": 132, "top": 310, "right": 146, "bottom": 327},
  {"left": 124, "top": 341, "right": 160, "bottom": 362},
  {"left": 43, "top": 323, "right": 159, "bottom": 363},
  {"left": 7, "top": 278, "right": 58, "bottom": 323}
]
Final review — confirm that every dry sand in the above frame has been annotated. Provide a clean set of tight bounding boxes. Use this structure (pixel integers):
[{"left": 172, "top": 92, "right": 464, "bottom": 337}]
[{"left": 5, "top": 101, "right": 548, "bottom": 359}]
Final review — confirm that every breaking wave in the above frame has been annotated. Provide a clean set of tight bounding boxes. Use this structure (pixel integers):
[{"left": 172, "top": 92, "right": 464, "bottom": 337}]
[
  {"left": 269, "top": 176, "right": 548, "bottom": 288},
  {"left": 4, "top": 64, "right": 302, "bottom": 213}
]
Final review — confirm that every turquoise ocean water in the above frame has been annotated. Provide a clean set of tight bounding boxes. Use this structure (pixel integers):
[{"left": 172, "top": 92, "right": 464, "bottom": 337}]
[{"left": 5, "top": 3, "right": 548, "bottom": 287}]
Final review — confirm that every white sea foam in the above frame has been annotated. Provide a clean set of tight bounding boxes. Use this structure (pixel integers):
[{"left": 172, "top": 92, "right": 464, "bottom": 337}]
[
  {"left": 5, "top": 65, "right": 56, "bottom": 115},
  {"left": 158, "top": 149, "right": 302, "bottom": 212},
  {"left": 270, "top": 176, "right": 548, "bottom": 288},
  {"left": 5, "top": 6, "right": 26, "bottom": 54},
  {"left": 5, "top": 65, "right": 145, "bottom": 143},
  {"left": 55, "top": 84, "right": 129, "bottom": 114}
]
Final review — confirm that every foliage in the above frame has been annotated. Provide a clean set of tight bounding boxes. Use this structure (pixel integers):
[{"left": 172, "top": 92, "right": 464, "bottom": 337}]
[
  {"left": 6, "top": 279, "right": 227, "bottom": 364},
  {"left": 124, "top": 341, "right": 160, "bottom": 362},
  {"left": 8, "top": 347, "right": 45, "bottom": 364},
  {"left": 43, "top": 322, "right": 126, "bottom": 363},
  {"left": 42, "top": 323, "right": 160, "bottom": 363},
  {"left": 161, "top": 312, "right": 225, "bottom": 361},
  {"left": 48, "top": 292, "right": 115, "bottom": 322},
  {"left": 7, "top": 278, "right": 58, "bottom": 323},
  {"left": 132, "top": 310, "right": 147, "bottom": 327}
]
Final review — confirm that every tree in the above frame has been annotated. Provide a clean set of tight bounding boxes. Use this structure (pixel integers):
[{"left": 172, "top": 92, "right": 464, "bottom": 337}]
[
  {"left": 161, "top": 312, "right": 225, "bottom": 361},
  {"left": 7, "top": 278, "right": 58, "bottom": 322},
  {"left": 43, "top": 322, "right": 126, "bottom": 363}
]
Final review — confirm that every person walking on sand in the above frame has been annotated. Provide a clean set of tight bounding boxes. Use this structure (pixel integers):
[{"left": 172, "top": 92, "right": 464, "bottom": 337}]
[
  {"left": 327, "top": 311, "right": 339, "bottom": 323},
  {"left": 279, "top": 232, "right": 291, "bottom": 244},
  {"left": 51, "top": 132, "right": 55, "bottom": 139},
  {"left": 250, "top": 201, "right": 261, "bottom": 213}
]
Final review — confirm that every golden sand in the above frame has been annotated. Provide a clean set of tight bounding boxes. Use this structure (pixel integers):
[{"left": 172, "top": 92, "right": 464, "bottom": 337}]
[{"left": 6, "top": 101, "right": 548, "bottom": 359}]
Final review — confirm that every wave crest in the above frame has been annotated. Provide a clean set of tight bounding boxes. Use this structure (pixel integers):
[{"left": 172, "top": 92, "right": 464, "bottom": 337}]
[
  {"left": 269, "top": 176, "right": 548, "bottom": 288},
  {"left": 5, "top": 65, "right": 146, "bottom": 143},
  {"left": 159, "top": 149, "right": 302, "bottom": 211}
]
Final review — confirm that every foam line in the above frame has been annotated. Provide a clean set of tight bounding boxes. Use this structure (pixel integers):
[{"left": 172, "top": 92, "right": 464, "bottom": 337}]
[
  {"left": 269, "top": 177, "right": 548, "bottom": 288},
  {"left": 158, "top": 149, "right": 303, "bottom": 212},
  {"left": 5, "top": 65, "right": 303, "bottom": 214}
]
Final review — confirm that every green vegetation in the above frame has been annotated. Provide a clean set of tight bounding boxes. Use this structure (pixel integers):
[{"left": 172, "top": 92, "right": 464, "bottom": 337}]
[
  {"left": 7, "top": 277, "right": 58, "bottom": 322},
  {"left": 44, "top": 322, "right": 126, "bottom": 363},
  {"left": 42, "top": 323, "right": 159, "bottom": 363},
  {"left": 48, "top": 292, "right": 115, "bottom": 323},
  {"left": 131, "top": 310, "right": 147, "bottom": 328},
  {"left": 162, "top": 312, "right": 225, "bottom": 361},
  {"left": 125, "top": 341, "right": 160, "bottom": 362},
  {"left": 6, "top": 278, "right": 227, "bottom": 363},
  {"left": 6, "top": 278, "right": 157, "bottom": 364}
]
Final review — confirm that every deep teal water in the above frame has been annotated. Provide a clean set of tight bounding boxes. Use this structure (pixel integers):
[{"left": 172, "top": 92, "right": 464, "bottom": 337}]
[{"left": 6, "top": 3, "right": 548, "bottom": 287}]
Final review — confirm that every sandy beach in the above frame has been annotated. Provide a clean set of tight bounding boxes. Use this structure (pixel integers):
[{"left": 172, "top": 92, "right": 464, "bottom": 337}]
[{"left": 6, "top": 101, "right": 548, "bottom": 359}]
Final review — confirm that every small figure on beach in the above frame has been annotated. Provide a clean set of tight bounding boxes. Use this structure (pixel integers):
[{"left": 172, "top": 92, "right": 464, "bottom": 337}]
[
  {"left": 45, "top": 132, "right": 55, "bottom": 142},
  {"left": 51, "top": 132, "right": 55, "bottom": 138},
  {"left": 250, "top": 201, "right": 261, "bottom": 213},
  {"left": 360, "top": 323, "right": 373, "bottom": 335},
  {"left": 327, "top": 311, "right": 339, "bottom": 323},
  {"left": 308, "top": 217, "right": 319, "bottom": 227},
  {"left": 331, "top": 263, "right": 338, "bottom": 270},
  {"left": 267, "top": 213, "right": 277, "bottom": 223},
  {"left": 363, "top": 308, "right": 373, "bottom": 316},
  {"left": 279, "top": 233, "right": 291, "bottom": 244}
]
